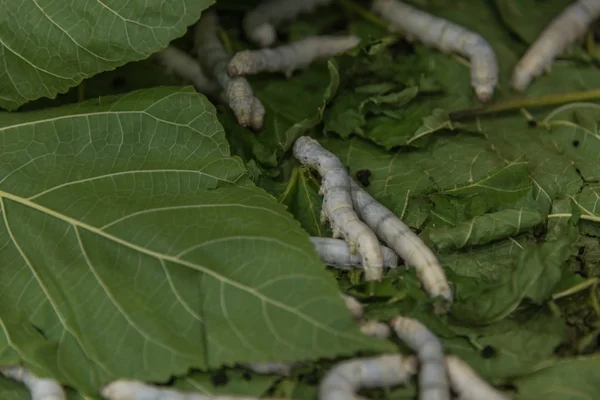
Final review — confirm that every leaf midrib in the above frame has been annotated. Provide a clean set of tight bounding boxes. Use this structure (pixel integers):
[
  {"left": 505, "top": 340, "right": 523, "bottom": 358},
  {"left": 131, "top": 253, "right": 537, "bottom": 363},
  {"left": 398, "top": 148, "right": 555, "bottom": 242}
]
[{"left": 0, "top": 189, "right": 366, "bottom": 343}]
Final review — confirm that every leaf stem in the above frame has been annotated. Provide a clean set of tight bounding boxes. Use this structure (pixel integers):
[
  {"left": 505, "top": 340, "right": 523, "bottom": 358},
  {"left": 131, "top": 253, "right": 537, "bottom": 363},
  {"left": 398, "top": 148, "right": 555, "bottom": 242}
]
[
  {"left": 552, "top": 278, "right": 598, "bottom": 301},
  {"left": 336, "top": 0, "right": 388, "bottom": 28},
  {"left": 450, "top": 89, "right": 600, "bottom": 121}
]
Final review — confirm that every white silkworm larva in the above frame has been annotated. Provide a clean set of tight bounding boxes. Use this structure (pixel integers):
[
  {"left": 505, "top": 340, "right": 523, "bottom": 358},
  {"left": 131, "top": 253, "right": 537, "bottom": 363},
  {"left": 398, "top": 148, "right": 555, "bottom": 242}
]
[
  {"left": 228, "top": 35, "right": 361, "bottom": 78},
  {"left": 194, "top": 11, "right": 265, "bottom": 130},
  {"left": 311, "top": 237, "right": 399, "bottom": 269},
  {"left": 102, "top": 380, "right": 282, "bottom": 400},
  {"left": 293, "top": 136, "right": 384, "bottom": 281},
  {"left": 341, "top": 293, "right": 365, "bottom": 320},
  {"left": 154, "top": 46, "right": 220, "bottom": 94},
  {"left": 391, "top": 316, "right": 450, "bottom": 400},
  {"left": 243, "top": 0, "right": 335, "bottom": 47},
  {"left": 350, "top": 180, "right": 452, "bottom": 313},
  {"left": 511, "top": 0, "right": 600, "bottom": 91},
  {"left": 318, "top": 354, "right": 417, "bottom": 400},
  {"left": 0, "top": 366, "right": 66, "bottom": 400},
  {"left": 445, "top": 356, "right": 511, "bottom": 400},
  {"left": 241, "top": 362, "right": 296, "bottom": 376},
  {"left": 372, "top": 0, "right": 498, "bottom": 102}
]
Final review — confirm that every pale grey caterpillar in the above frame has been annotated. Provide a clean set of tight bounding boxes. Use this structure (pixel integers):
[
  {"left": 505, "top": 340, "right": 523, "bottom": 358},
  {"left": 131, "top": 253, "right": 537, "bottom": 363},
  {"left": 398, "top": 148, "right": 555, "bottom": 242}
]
[
  {"left": 228, "top": 35, "right": 361, "bottom": 78},
  {"left": 311, "top": 237, "right": 399, "bottom": 270},
  {"left": 293, "top": 136, "right": 384, "bottom": 281},
  {"left": 194, "top": 11, "right": 265, "bottom": 130},
  {"left": 445, "top": 356, "right": 511, "bottom": 400},
  {"left": 512, "top": 0, "right": 600, "bottom": 91},
  {"left": 318, "top": 354, "right": 417, "bottom": 400},
  {"left": 350, "top": 180, "right": 453, "bottom": 313},
  {"left": 243, "top": 0, "right": 335, "bottom": 47},
  {"left": 0, "top": 366, "right": 66, "bottom": 400},
  {"left": 372, "top": 0, "right": 499, "bottom": 102},
  {"left": 102, "top": 380, "right": 282, "bottom": 400},
  {"left": 240, "top": 362, "right": 297, "bottom": 376},
  {"left": 154, "top": 46, "right": 220, "bottom": 94},
  {"left": 391, "top": 316, "right": 450, "bottom": 400}
]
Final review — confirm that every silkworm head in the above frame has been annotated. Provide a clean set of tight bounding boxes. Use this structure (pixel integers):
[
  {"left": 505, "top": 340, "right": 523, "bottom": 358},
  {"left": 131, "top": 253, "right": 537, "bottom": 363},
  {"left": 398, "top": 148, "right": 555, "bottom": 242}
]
[
  {"left": 101, "top": 380, "right": 143, "bottom": 399},
  {"left": 250, "top": 23, "right": 277, "bottom": 48},
  {"left": 228, "top": 51, "right": 254, "bottom": 77},
  {"left": 510, "top": 65, "right": 533, "bottom": 92}
]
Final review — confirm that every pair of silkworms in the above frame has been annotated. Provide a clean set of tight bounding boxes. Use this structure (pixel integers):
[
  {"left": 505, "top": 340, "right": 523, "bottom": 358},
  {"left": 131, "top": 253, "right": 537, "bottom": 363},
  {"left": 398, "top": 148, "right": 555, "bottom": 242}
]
[
  {"left": 293, "top": 136, "right": 453, "bottom": 311},
  {"left": 373, "top": 0, "right": 600, "bottom": 96},
  {"left": 319, "top": 313, "right": 509, "bottom": 400}
]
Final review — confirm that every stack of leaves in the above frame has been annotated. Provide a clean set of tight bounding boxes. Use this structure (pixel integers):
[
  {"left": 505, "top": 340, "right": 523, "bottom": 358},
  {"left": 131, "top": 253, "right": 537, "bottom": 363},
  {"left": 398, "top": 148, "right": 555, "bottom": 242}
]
[{"left": 1, "top": 0, "right": 600, "bottom": 399}]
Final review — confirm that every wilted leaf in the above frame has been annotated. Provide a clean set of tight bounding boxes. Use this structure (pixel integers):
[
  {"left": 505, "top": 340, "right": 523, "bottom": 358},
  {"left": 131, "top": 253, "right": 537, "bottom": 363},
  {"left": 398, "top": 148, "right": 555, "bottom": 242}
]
[
  {"left": 0, "top": 0, "right": 212, "bottom": 109},
  {"left": 0, "top": 87, "right": 389, "bottom": 396}
]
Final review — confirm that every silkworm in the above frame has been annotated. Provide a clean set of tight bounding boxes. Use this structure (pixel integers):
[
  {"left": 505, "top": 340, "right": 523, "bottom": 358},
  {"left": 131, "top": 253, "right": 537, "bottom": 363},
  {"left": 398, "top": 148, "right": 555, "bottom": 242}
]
[
  {"left": 154, "top": 46, "right": 220, "bottom": 94},
  {"left": 511, "top": 0, "right": 600, "bottom": 91},
  {"left": 311, "top": 237, "right": 399, "bottom": 269},
  {"left": 0, "top": 366, "right": 66, "bottom": 400},
  {"left": 318, "top": 354, "right": 417, "bottom": 400},
  {"left": 372, "top": 0, "right": 498, "bottom": 102},
  {"left": 194, "top": 11, "right": 265, "bottom": 130},
  {"left": 102, "top": 380, "right": 281, "bottom": 400},
  {"left": 241, "top": 362, "right": 296, "bottom": 376},
  {"left": 350, "top": 180, "right": 452, "bottom": 313},
  {"left": 243, "top": 0, "right": 335, "bottom": 47},
  {"left": 445, "top": 356, "right": 510, "bottom": 400},
  {"left": 228, "top": 35, "right": 360, "bottom": 78},
  {"left": 293, "top": 136, "right": 384, "bottom": 281},
  {"left": 341, "top": 294, "right": 391, "bottom": 339},
  {"left": 391, "top": 316, "right": 450, "bottom": 400}
]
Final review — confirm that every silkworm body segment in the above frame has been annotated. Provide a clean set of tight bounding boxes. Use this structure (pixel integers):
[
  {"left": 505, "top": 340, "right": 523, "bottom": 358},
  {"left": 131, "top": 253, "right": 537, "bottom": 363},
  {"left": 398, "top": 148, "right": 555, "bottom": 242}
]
[
  {"left": 0, "top": 366, "right": 66, "bottom": 400},
  {"left": 372, "top": 0, "right": 498, "bottom": 101},
  {"left": 228, "top": 35, "right": 360, "bottom": 78},
  {"left": 391, "top": 317, "right": 450, "bottom": 400},
  {"left": 445, "top": 356, "right": 510, "bottom": 400},
  {"left": 511, "top": 0, "right": 600, "bottom": 91},
  {"left": 318, "top": 354, "right": 417, "bottom": 400},
  {"left": 293, "top": 137, "right": 384, "bottom": 281},
  {"left": 311, "top": 237, "right": 399, "bottom": 269}
]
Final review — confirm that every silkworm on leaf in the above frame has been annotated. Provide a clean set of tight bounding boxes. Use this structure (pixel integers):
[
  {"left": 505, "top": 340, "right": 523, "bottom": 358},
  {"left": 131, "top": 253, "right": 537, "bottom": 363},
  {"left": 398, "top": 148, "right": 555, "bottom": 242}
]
[
  {"left": 372, "top": 0, "right": 498, "bottom": 102},
  {"left": 310, "top": 237, "right": 399, "bottom": 269},
  {"left": 445, "top": 356, "right": 511, "bottom": 400},
  {"left": 318, "top": 354, "right": 417, "bottom": 400},
  {"left": 154, "top": 46, "right": 220, "bottom": 94},
  {"left": 243, "top": 0, "right": 335, "bottom": 47},
  {"left": 511, "top": 0, "right": 600, "bottom": 91},
  {"left": 228, "top": 35, "right": 360, "bottom": 78},
  {"left": 194, "top": 11, "right": 265, "bottom": 130},
  {"left": 391, "top": 316, "right": 450, "bottom": 400},
  {"left": 0, "top": 366, "right": 66, "bottom": 400},
  {"left": 350, "top": 180, "right": 452, "bottom": 313},
  {"left": 293, "top": 136, "right": 384, "bottom": 281},
  {"left": 102, "top": 380, "right": 283, "bottom": 400}
]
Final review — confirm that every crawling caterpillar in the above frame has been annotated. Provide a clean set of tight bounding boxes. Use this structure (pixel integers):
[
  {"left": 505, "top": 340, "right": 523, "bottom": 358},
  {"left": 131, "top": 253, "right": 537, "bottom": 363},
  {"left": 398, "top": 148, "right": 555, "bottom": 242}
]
[
  {"left": 1, "top": 366, "right": 66, "bottom": 400},
  {"left": 372, "top": 0, "right": 498, "bottom": 102},
  {"left": 391, "top": 316, "right": 450, "bottom": 400},
  {"left": 243, "top": 0, "right": 335, "bottom": 47},
  {"left": 194, "top": 11, "right": 265, "bottom": 130},
  {"left": 228, "top": 35, "right": 360, "bottom": 78},
  {"left": 445, "top": 356, "right": 510, "bottom": 400},
  {"left": 350, "top": 180, "right": 452, "bottom": 313},
  {"left": 154, "top": 46, "right": 220, "bottom": 94},
  {"left": 511, "top": 0, "right": 600, "bottom": 91},
  {"left": 340, "top": 294, "right": 391, "bottom": 339},
  {"left": 102, "top": 380, "right": 281, "bottom": 400},
  {"left": 293, "top": 136, "right": 384, "bottom": 281},
  {"left": 311, "top": 237, "right": 398, "bottom": 270},
  {"left": 318, "top": 354, "right": 417, "bottom": 400},
  {"left": 241, "top": 362, "right": 296, "bottom": 376}
]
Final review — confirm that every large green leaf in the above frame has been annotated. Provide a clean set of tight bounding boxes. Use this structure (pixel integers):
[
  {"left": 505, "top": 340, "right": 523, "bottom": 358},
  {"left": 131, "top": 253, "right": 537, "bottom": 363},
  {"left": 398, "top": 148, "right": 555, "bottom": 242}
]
[
  {"left": 0, "top": 0, "right": 212, "bottom": 110},
  {"left": 0, "top": 87, "right": 389, "bottom": 396}
]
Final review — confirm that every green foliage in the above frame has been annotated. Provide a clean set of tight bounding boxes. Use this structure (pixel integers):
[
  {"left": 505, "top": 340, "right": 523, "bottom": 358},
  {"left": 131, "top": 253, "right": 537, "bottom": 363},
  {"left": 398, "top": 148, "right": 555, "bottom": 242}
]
[{"left": 3, "top": 0, "right": 600, "bottom": 399}]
